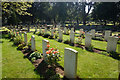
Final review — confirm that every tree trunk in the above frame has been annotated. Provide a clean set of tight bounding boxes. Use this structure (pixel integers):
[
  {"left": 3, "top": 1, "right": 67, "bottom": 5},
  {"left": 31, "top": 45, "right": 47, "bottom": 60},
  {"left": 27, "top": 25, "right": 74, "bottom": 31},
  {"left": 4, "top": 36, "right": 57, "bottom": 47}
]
[{"left": 113, "top": 21, "right": 116, "bottom": 26}]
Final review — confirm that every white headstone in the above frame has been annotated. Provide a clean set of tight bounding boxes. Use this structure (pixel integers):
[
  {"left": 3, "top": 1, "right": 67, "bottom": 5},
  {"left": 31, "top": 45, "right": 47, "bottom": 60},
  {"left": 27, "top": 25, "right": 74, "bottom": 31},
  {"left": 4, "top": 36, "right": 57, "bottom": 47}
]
[
  {"left": 64, "top": 27, "right": 67, "bottom": 34},
  {"left": 85, "top": 33, "right": 92, "bottom": 48},
  {"left": 107, "top": 36, "right": 118, "bottom": 52},
  {"left": 51, "top": 29, "right": 54, "bottom": 36},
  {"left": 79, "top": 29, "right": 83, "bottom": 36},
  {"left": 16, "top": 31, "right": 18, "bottom": 36},
  {"left": 71, "top": 28, "right": 74, "bottom": 31},
  {"left": 104, "top": 30, "right": 111, "bottom": 41},
  {"left": 44, "top": 28, "right": 47, "bottom": 34},
  {"left": 31, "top": 35, "right": 36, "bottom": 51},
  {"left": 64, "top": 48, "right": 78, "bottom": 78},
  {"left": 39, "top": 27, "right": 42, "bottom": 33},
  {"left": 91, "top": 29, "right": 95, "bottom": 38},
  {"left": 42, "top": 39, "right": 49, "bottom": 60},
  {"left": 58, "top": 26, "right": 60, "bottom": 32},
  {"left": 35, "top": 25, "right": 37, "bottom": 32},
  {"left": 19, "top": 31, "right": 22, "bottom": 37},
  {"left": 24, "top": 32, "right": 27, "bottom": 45},
  {"left": 70, "top": 30, "right": 75, "bottom": 44},
  {"left": 59, "top": 29, "right": 63, "bottom": 41}
]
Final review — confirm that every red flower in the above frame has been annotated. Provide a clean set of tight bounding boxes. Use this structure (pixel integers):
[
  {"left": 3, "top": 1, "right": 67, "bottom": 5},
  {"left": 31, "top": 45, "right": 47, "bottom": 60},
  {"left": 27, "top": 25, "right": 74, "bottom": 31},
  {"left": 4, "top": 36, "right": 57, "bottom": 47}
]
[
  {"left": 46, "top": 51, "right": 50, "bottom": 54},
  {"left": 17, "top": 32, "right": 19, "bottom": 34},
  {"left": 51, "top": 48, "right": 54, "bottom": 51},
  {"left": 47, "top": 45, "right": 50, "bottom": 48},
  {"left": 53, "top": 51, "right": 59, "bottom": 54},
  {"left": 48, "top": 50, "right": 51, "bottom": 53},
  {"left": 118, "top": 36, "right": 120, "bottom": 38},
  {"left": 30, "top": 38, "right": 31, "bottom": 41}
]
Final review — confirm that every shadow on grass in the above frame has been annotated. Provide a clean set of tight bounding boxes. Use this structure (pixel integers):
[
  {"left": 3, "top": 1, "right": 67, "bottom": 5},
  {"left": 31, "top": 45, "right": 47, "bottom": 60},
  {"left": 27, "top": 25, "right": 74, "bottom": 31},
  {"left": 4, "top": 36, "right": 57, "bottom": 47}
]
[
  {"left": 109, "top": 52, "right": 120, "bottom": 60},
  {"left": 34, "top": 60, "right": 70, "bottom": 80}
]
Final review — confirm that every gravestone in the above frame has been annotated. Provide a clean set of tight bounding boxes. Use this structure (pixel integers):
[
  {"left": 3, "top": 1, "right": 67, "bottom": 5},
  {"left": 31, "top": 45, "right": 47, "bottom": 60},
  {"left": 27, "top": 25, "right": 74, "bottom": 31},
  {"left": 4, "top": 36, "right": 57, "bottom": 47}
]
[
  {"left": 31, "top": 35, "right": 36, "bottom": 51},
  {"left": 64, "top": 48, "right": 78, "bottom": 78},
  {"left": 24, "top": 32, "right": 27, "bottom": 45},
  {"left": 35, "top": 25, "right": 37, "bottom": 32},
  {"left": 19, "top": 31, "right": 22, "bottom": 37},
  {"left": 42, "top": 39, "right": 49, "bottom": 60},
  {"left": 91, "top": 29, "right": 95, "bottom": 38},
  {"left": 70, "top": 30, "right": 75, "bottom": 44},
  {"left": 16, "top": 31, "right": 18, "bottom": 36},
  {"left": 85, "top": 33, "right": 92, "bottom": 48},
  {"left": 58, "top": 26, "right": 60, "bottom": 32},
  {"left": 59, "top": 29, "right": 63, "bottom": 41},
  {"left": 51, "top": 29, "right": 54, "bottom": 36},
  {"left": 107, "top": 36, "right": 118, "bottom": 52},
  {"left": 44, "top": 28, "right": 47, "bottom": 34},
  {"left": 79, "top": 29, "right": 83, "bottom": 36},
  {"left": 64, "top": 27, "right": 67, "bottom": 34},
  {"left": 104, "top": 30, "right": 111, "bottom": 41},
  {"left": 71, "top": 28, "right": 74, "bottom": 31}
]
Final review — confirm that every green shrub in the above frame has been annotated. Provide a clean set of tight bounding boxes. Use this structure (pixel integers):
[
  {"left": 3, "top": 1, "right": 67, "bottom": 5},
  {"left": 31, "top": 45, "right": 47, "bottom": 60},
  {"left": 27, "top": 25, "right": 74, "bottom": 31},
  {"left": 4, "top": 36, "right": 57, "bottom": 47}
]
[
  {"left": 43, "top": 33, "right": 50, "bottom": 38},
  {"left": 48, "top": 35, "right": 54, "bottom": 39},
  {"left": 33, "top": 31, "right": 36, "bottom": 34},
  {"left": 13, "top": 36, "right": 23, "bottom": 45},
  {"left": 86, "top": 45, "right": 94, "bottom": 52},
  {"left": 29, "top": 51, "right": 42, "bottom": 62},
  {"left": 17, "top": 43, "right": 26, "bottom": 50},
  {"left": 75, "top": 37, "right": 83, "bottom": 45}
]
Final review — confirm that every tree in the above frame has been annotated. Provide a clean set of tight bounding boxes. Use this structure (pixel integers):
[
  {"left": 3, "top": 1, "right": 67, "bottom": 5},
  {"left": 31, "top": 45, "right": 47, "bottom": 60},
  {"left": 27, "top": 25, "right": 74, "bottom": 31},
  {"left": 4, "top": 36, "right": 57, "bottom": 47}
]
[
  {"left": 2, "top": 2, "right": 32, "bottom": 25},
  {"left": 92, "top": 2, "right": 119, "bottom": 26}
]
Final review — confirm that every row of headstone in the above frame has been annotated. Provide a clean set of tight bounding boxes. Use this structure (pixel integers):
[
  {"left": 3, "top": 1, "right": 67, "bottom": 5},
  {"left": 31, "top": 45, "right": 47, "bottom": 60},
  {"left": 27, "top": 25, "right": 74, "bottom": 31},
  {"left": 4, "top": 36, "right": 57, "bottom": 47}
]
[
  {"left": 35, "top": 27, "right": 118, "bottom": 52},
  {"left": 42, "top": 39, "right": 78, "bottom": 78},
  {"left": 85, "top": 33, "right": 118, "bottom": 52}
]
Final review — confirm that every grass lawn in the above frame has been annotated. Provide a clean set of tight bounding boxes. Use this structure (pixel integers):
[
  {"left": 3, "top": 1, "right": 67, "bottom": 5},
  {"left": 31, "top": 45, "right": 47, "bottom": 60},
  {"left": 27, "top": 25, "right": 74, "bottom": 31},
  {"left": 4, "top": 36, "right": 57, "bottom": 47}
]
[
  {"left": 26, "top": 32, "right": 119, "bottom": 78},
  {"left": 1, "top": 28, "right": 119, "bottom": 79},
  {"left": 1, "top": 36, "right": 40, "bottom": 78}
]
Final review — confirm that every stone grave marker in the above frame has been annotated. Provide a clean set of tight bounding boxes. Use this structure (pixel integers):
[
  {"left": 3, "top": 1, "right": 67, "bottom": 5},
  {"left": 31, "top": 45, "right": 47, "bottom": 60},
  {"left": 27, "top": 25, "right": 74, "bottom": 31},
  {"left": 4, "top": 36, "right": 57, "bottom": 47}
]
[
  {"left": 42, "top": 39, "right": 49, "bottom": 60},
  {"left": 107, "top": 36, "right": 118, "bottom": 52},
  {"left": 70, "top": 30, "right": 75, "bottom": 44},
  {"left": 59, "top": 29, "right": 63, "bottom": 41},
  {"left": 91, "top": 29, "right": 95, "bottom": 38},
  {"left": 79, "top": 29, "right": 83, "bottom": 36},
  {"left": 31, "top": 35, "right": 36, "bottom": 51},
  {"left": 64, "top": 48, "right": 78, "bottom": 78},
  {"left": 104, "top": 30, "right": 111, "bottom": 41},
  {"left": 24, "top": 32, "right": 27, "bottom": 45},
  {"left": 51, "top": 29, "right": 54, "bottom": 36},
  {"left": 85, "top": 33, "right": 92, "bottom": 48}
]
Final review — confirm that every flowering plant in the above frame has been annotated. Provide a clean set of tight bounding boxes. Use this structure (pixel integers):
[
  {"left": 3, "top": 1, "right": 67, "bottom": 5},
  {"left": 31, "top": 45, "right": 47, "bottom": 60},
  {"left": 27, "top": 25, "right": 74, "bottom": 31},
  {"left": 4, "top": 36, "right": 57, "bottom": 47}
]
[
  {"left": 45, "top": 43, "right": 62, "bottom": 66},
  {"left": 80, "top": 31, "right": 85, "bottom": 38},
  {"left": 75, "top": 37, "right": 83, "bottom": 45}
]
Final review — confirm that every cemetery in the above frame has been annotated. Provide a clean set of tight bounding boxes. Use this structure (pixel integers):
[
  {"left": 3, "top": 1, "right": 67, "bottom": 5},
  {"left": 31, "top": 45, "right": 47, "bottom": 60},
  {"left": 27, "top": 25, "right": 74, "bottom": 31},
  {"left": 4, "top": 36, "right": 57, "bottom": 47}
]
[{"left": 1, "top": 1, "right": 120, "bottom": 80}]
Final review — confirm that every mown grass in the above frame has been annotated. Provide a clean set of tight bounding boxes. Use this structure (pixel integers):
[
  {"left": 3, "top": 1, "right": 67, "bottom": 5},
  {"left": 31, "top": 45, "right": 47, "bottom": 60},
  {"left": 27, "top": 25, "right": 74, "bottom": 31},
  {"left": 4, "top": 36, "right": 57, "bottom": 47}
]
[
  {"left": 26, "top": 32, "right": 119, "bottom": 78},
  {"left": 1, "top": 28, "right": 119, "bottom": 78},
  {"left": 1, "top": 36, "right": 40, "bottom": 78}
]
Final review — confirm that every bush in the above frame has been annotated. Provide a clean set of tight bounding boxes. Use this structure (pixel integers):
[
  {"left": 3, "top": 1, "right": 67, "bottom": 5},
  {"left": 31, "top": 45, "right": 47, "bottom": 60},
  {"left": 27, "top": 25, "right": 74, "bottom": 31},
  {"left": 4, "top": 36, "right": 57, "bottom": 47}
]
[
  {"left": 48, "top": 35, "right": 54, "bottom": 39},
  {"left": 29, "top": 51, "right": 42, "bottom": 62},
  {"left": 45, "top": 43, "right": 62, "bottom": 66},
  {"left": 86, "top": 45, "right": 94, "bottom": 52},
  {"left": 58, "top": 39, "right": 62, "bottom": 42},
  {"left": 13, "top": 36, "right": 23, "bottom": 45},
  {"left": 33, "top": 31, "right": 37, "bottom": 34},
  {"left": 43, "top": 33, "right": 50, "bottom": 38},
  {"left": 17, "top": 43, "right": 26, "bottom": 50},
  {"left": 75, "top": 37, "right": 83, "bottom": 45},
  {"left": 63, "top": 39, "right": 70, "bottom": 44}
]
